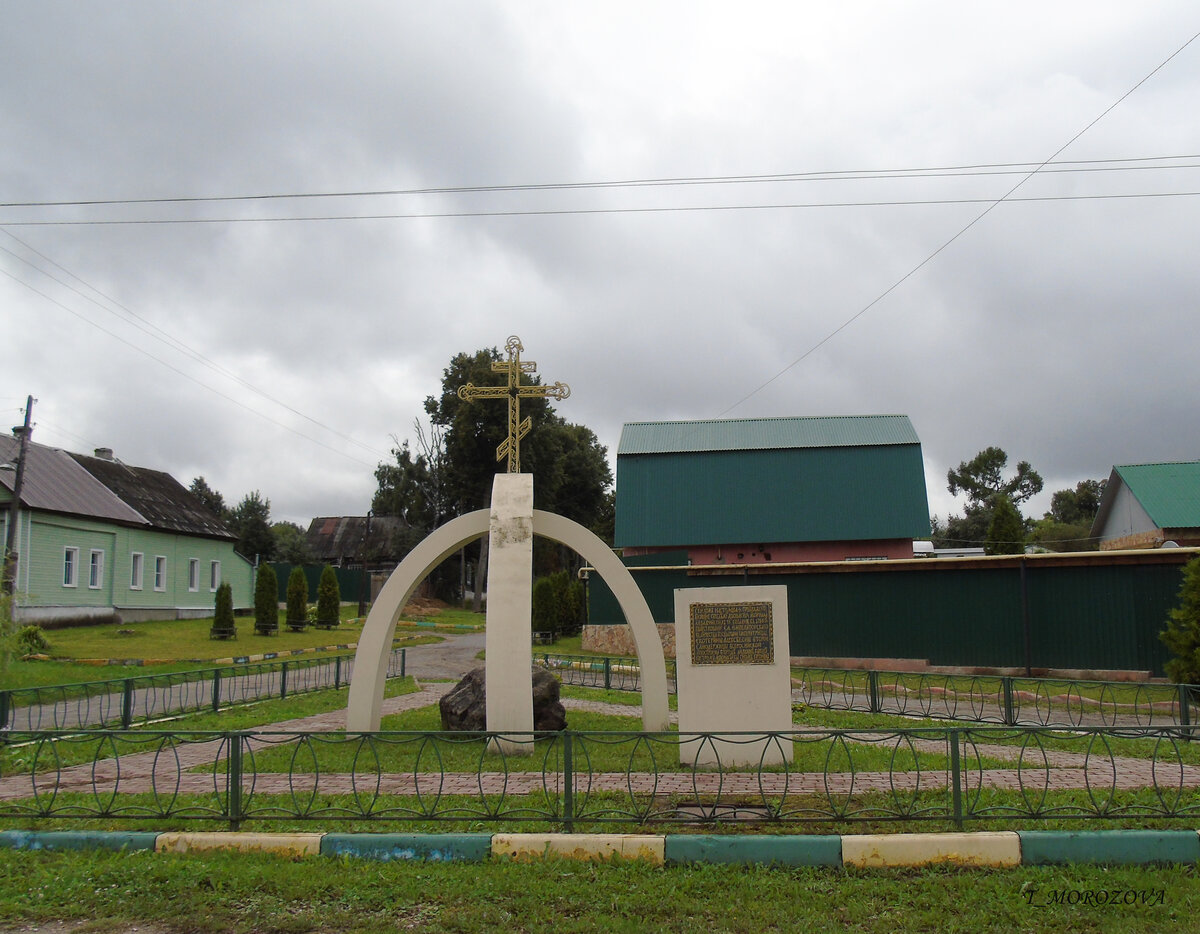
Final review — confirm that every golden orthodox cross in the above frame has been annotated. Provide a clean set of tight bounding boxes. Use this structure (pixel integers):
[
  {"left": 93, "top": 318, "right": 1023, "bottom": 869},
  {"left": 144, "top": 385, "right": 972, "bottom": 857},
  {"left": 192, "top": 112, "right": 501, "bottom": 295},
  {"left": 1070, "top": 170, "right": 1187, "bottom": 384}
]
[{"left": 456, "top": 335, "right": 570, "bottom": 473}]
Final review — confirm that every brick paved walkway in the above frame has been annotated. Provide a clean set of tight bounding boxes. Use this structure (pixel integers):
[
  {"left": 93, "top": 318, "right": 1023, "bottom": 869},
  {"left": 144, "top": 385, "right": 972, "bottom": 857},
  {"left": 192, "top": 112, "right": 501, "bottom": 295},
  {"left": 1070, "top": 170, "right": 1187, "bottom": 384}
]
[{"left": 4, "top": 685, "right": 1196, "bottom": 806}]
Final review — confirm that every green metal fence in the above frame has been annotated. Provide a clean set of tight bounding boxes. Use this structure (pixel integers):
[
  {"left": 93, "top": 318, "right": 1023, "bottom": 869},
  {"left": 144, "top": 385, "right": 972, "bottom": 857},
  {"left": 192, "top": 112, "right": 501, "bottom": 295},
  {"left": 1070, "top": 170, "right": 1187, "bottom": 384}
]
[
  {"left": 540, "top": 652, "right": 1196, "bottom": 730},
  {"left": 0, "top": 648, "right": 406, "bottom": 732},
  {"left": 3, "top": 724, "right": 1197, "bottom": 831}
]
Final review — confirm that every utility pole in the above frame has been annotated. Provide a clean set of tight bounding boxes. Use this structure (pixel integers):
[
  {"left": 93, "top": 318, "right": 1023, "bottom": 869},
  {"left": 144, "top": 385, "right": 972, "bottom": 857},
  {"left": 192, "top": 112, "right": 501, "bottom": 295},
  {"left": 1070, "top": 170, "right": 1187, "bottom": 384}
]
[{"left": 2, "top": 396, "right": 34, "bottom": 596}]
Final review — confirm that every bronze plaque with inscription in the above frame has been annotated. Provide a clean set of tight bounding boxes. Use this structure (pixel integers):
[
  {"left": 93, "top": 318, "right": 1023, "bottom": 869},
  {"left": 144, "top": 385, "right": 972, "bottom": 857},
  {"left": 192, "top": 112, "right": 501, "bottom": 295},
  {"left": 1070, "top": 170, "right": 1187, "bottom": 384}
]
[{"left": 689, "top": 601, "right": 774, "bottom": 665}]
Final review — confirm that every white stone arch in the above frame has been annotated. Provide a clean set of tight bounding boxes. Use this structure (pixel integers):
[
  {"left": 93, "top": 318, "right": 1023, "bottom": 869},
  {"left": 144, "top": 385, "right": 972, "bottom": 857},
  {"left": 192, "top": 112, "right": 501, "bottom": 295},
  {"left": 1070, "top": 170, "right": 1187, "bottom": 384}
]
[{"left": 345, "top": 509, "right": 670, "bottom": 732}]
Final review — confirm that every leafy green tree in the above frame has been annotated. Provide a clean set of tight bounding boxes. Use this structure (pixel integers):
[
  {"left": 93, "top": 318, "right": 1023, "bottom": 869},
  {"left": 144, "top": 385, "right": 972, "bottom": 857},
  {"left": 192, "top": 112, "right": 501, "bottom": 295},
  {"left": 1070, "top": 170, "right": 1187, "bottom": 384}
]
[
  {"left": 254, "top": 564, "right": 279, "bottom": 636},
  {"left": 1029, "top": 520, "right": 1096, "bottom": 552},
  {"left": 421, "top": 346, "right": 612, "bottom": 524},
  {"left": 286, "top": 566, "right": 309, "bottom": 630},
  {"left": 948, "top": 447, "right": 1043, "bottom": 507},
  {"left": 189, "top": 476, "right": 228, "bottom": 520},
  {"left": 1027, "top": 478, "right": 1107, "bottom": 553},
  {"left": 316, "top": 564, "right": 340, "bottom": 628},
  {"left": 935, "top": 447, "right": 1043, "bottom": 548},
  {"left": 1161, "top": 556, "right": 1200, "bottom": 685},
  {"left": 210, "top": 582, "right": 236, "bottom": 639},
  {"left": 1046, "top": 478, "right": 1106, "bottom": 525},
  {"left": 271, "top": 521, "right": 313, "bottom": 565},
  {"left": 372, "top": 441, "right": 437, "bottom": 531},
  {"left": 931, "top": 506, "right": 992, "bottom": 549},
  {"left": 375, "top": 345, "right": 614, "bottom": 601},
  {"left": 230, "top": 491, "right": 275, "bottom": 561},
  {"left": 985, "top": 495, "right": 1026, "bottom": 556}
]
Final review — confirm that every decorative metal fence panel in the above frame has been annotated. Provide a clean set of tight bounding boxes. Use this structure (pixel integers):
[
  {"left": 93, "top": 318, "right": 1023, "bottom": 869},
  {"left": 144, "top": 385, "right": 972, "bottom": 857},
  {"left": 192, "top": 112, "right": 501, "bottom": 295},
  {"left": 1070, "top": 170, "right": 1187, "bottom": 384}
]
[
  {"left": 3, "top": 725, "right": 1197, "bottom": 830},
  {"left": 0, "top": 648, "right": 406, "bottom": 732},
  {"left": 539, "top": 654, "right": 677, "bottom": 694},
  {"left": 542, "top": 654, "right": 1195, "bottom": 730}
]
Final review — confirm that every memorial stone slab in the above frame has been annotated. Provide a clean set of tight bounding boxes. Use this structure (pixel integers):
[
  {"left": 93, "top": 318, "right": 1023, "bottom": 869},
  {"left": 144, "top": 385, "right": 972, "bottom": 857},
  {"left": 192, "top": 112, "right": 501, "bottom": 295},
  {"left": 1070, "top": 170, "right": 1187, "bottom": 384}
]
[{"left": 674, "top": 585, "right": 792, "bottom": 767}]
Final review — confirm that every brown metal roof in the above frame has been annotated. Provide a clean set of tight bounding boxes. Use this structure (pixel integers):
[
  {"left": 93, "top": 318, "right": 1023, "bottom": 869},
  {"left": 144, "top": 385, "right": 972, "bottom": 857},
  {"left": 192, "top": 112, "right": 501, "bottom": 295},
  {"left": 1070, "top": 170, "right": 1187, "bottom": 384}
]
[
  {"left": 305, "top": 515, "right": 408, "bottom": 562},
  {"left": 69, "top": 452, "right": 234, "bottom": 540}
]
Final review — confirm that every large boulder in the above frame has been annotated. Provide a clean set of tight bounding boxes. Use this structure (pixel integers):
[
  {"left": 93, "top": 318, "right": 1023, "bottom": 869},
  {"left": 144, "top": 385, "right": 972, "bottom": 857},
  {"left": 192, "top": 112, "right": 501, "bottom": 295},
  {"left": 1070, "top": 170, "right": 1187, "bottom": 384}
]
[{"left": 439, "top": 666, "right": 567, "bottom": 732}]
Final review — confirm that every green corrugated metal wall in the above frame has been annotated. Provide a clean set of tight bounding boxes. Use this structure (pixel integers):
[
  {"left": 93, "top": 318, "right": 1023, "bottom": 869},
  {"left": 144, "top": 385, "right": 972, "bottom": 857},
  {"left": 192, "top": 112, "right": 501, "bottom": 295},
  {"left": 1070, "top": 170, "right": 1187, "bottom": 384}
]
[
  {"left": 588, "top": 556, "right": 1190, "bottom": 675},
  {"left": 615, "top": 445, "right": 929, "bottom": 547},
  {"left": 269, "top": 563, "right": 363, "bottom": 603}
]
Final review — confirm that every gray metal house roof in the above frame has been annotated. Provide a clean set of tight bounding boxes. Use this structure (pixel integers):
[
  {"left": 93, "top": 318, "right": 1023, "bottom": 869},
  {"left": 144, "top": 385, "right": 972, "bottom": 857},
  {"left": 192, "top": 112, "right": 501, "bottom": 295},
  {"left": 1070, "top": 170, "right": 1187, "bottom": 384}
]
[
  {"left": 0, "top": 435, "right": 233, "bottom": 540},
  {"left": 615, "top": 415, "right": 931, "bottom": 548},
  {"left": 0, "top": 435, "right": 146, "bottom": 526}
]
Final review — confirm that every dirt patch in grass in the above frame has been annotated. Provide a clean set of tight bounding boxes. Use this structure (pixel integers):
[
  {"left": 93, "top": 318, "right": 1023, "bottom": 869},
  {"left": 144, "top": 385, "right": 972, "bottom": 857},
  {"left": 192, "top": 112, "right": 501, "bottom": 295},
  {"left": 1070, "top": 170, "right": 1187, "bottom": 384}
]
[{"left": 402, "top": 596, "right": 448, "bottom": 617}]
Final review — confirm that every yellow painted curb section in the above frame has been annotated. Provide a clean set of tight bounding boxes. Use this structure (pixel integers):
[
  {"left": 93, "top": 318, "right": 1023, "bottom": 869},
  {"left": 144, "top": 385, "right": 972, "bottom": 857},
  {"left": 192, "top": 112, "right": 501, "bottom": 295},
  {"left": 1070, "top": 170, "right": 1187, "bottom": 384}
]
[
  {"left": 492, "top": 834, "right": 665, "bottom": 864},
  {"left": 155, "top": 833, "right": 324, "bottom": 857},
  {"left": 842, "top": 832, "right": 1021, "bottom": 868}
]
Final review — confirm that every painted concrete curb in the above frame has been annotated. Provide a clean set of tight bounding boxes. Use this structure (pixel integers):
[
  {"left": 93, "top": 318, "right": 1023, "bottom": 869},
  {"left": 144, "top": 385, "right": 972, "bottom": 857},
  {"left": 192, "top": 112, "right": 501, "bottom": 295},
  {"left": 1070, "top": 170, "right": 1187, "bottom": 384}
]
[
  {"left": 4, "top": 831, "right": 1200, "bottom": 867},
  {"left": 1018, "top": 830, "right": 1200, "bottom": 866},
  {"left": 0, "top": 830, "right": 159, "bottom": 852},
  {"left": 842, "top": 832, "right": 1022, "bottom": 868},
  {"left": 321, "top": 833, "right": 491, "bottom": 862},
  {"left": 74, "top": 643, "right": 361, "bottom": 667},
  {"left": 665, "top": 834, "right": 841, "bottom": 867},
  {"left": 492, "top": 833, "right": 665, "bottom": 864},
  {"left": 155, "top": 832, "right": 324, "bottom": 857}
]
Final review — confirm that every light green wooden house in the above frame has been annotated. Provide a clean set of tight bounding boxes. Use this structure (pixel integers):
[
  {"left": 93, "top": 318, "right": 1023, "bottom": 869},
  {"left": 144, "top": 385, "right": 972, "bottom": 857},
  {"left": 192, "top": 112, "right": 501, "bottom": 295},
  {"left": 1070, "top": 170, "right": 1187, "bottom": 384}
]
[{"left": 1, "top": 433, "right": 253, "bottom": 625}]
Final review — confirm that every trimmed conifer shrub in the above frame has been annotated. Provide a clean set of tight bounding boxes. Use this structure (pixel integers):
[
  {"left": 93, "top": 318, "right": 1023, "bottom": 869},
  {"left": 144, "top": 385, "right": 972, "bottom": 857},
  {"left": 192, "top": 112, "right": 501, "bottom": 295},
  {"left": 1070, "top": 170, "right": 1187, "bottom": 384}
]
[
  {"left": 1161, "top": 555, "right": 1200, "bottom": 686},
  {"left": 210, "top": 582, "right": 236, "bottom": 639},
  {"left": 532, "top": 576, "right": 557, "bottom": 639},
  {"left": 254, "top": 563, "right": 279, "bottom": 636},
  {"left": 286, "top": 566, "right": 309, "bottom": 631},
  {"left": 316, "top": 564, "right": 340, "bottom": 629},
  {"left": 985, "top": 495, "right": 1025, "bottom": 556}
]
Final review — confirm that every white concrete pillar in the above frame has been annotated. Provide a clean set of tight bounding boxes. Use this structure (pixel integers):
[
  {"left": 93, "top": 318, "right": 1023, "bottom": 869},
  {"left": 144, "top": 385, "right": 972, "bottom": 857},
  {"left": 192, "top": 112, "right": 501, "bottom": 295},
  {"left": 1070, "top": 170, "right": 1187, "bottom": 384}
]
[{"left": 485, "top": 473, "right": 535, "bottom": 754}]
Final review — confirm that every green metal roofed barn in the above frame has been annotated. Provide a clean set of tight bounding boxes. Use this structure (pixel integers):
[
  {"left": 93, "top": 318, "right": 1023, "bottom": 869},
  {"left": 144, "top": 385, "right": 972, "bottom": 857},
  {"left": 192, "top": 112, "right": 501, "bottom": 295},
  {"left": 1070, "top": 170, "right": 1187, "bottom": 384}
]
[{"left": 615, "top": 415, "right": 931, "bottom": 565}]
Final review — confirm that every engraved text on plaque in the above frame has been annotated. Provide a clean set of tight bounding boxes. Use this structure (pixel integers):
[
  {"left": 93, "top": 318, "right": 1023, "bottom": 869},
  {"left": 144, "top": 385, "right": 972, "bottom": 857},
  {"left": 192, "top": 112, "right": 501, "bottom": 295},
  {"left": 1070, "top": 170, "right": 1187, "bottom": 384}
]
[{"left": 689, "top": 601, "right": 774, "bottom": 665}]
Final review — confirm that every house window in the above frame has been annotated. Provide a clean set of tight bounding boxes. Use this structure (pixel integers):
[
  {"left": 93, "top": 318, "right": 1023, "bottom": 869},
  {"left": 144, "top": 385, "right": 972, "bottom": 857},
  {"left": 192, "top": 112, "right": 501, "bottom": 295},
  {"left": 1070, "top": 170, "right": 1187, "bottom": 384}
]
[
  {"left": 188, "top": 558, "right": 199, "bottom": 592},
  {"left": 210, "top": 560, "right": 221, "bottom": 591},
  {"left": 154, "top": 556, "right": 167, "bottom": 592},
  {"left": 130, "top": 552, "right": 144, "bottom": 590},
  {"left": 88, "top": 549, "right": 105, "bottom": 589},
  {"left": 63, "top": 547, "right": 79, "bottom": 587}
]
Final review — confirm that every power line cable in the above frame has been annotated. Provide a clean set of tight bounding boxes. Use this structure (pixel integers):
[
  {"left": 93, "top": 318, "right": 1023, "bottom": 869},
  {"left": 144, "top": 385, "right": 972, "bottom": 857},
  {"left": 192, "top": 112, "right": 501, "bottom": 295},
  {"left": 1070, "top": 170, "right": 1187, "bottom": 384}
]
[
  {"left": 0, "top": 231, "right": 388, "bottom": 459},
  {"left": 3, "top": 189, "right": 1199, "bottom": 227},
  {"left": 2, "top": 153, "right": 1198, "bottom": 208},
  {"left": 0, "top": 266, "right": 378, "bottom": 469},
  {"left": 717, "top": 27, "right": 1200, "bottom": 417}
]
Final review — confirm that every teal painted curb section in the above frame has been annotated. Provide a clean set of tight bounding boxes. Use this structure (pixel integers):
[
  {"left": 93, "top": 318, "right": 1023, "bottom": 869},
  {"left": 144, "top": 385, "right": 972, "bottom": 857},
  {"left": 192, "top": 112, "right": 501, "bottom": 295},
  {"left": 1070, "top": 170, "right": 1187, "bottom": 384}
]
[
  {"left": 321, "top": 833, "right": 492, "bottom": 862},
  {"left": 665, "top": 835, "right": 842, "bottom": 867},
  {"left": 1019, "top": 830, "right": 1200, "bottom": 866},
  {"left": 0, "top": 830, "right": 159, "bottom": 852}
]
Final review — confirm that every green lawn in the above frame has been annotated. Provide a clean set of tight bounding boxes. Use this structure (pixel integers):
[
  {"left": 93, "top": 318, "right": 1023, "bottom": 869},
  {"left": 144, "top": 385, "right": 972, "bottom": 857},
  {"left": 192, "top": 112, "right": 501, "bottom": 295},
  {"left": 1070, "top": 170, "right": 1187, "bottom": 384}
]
[
  {"left": 0, "top": 849, "right": 1194, "bottom": 933},
  {"left": 1, "top": 608, "right": 450, "bottom": 692}
]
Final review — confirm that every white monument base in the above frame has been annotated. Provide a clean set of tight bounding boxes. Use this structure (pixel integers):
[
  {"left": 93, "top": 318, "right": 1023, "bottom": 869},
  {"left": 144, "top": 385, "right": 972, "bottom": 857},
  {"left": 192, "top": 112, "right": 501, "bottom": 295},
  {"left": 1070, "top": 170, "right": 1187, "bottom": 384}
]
[{"left": 674, "top": 585, "right": 793, "bottom": 767}]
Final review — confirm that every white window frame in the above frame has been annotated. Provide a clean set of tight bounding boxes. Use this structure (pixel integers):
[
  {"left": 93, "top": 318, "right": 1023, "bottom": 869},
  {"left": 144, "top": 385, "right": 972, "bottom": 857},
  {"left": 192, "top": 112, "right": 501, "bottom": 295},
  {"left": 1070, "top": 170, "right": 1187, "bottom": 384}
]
[
  {"left": 209, "top": 560, "right": 221, "bottom": 591},
  {"left": 63, "top": 547, "right": 79, "bottom": 588},
  {"left": 130, "top": 552, "right": 144, "bottom": 590},
  {"left": 88, "top": 549, "right": 105, "bottom": 589},
  {"left": 154, "top": 556, "right": 167, "bottom": 592},
  {"left": 188, "top": 558, "right": 199, "bottom": 592}
]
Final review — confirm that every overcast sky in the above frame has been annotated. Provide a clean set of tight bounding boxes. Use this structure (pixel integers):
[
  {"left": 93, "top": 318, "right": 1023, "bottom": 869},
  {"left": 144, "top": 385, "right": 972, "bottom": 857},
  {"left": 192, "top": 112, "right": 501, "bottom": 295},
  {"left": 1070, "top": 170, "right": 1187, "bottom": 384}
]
[{"left": 3, "top": 3, "right": 1198, "bottom": 532}]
